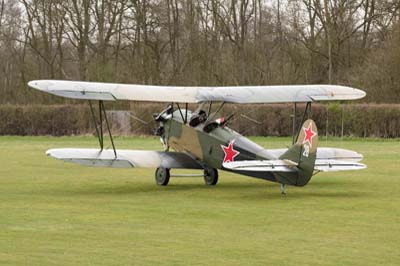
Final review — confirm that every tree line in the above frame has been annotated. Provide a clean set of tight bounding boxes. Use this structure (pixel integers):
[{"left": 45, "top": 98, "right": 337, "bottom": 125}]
[
  {"left": 2, "top": 103, "right": 400, "bottom": 137},
  {"left": 0, "top": 0, "right": 399, "bottom": 104}
]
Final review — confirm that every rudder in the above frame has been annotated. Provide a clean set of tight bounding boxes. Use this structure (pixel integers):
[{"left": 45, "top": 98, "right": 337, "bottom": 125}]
[{"left": 278, "top": 119, "right": 318, "bottom": 186}]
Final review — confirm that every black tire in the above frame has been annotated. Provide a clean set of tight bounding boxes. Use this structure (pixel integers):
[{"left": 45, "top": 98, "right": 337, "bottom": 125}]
[
  {"left": 203, "top": 168, "right": 218, "bottom": 185},
  {"left": 155, "top": 167, "right": 170, "bottom": 186}
]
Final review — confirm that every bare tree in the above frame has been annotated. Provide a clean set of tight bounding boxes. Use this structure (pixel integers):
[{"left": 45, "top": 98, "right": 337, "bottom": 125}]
[
  {"left": 1, "top": 0, "right": 400, "bottom": 104},
  {"left": 62, "top": 0, "right": 93, "bottom": 80}
]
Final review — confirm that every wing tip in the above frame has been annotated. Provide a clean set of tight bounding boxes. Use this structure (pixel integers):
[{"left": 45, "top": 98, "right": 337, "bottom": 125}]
[{"left": 353, "top": 87, "right": 367, "bottom": 100}]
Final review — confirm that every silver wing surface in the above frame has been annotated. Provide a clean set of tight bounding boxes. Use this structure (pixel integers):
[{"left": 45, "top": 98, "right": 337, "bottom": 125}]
[
  {"left": 223, "top": 159, "right": 366, "bottom": 172},
  {"left": 223, "top": 159, "right": 298, "bottom": 172},
  {"left": 266, "top": 147, "right": 364, "bottom": 162},
  {"left": 267, "top": 147, "right": 364, "bottom": 162},
  {"left": 224, "top": 147, "right": 366, "bottom": 173},
  {"left": 28, "top": 80, "right": 366, "bottom": 103},
  {"left": 47, "top": 148, "right": 203, "bottom": 169},
  {"left": 313, "top": 160, "right": 367, "bottom": 172}
]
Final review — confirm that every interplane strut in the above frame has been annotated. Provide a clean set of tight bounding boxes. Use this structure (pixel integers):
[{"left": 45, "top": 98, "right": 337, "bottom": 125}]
[{"left": 88, "top": 100, "right": 117, "bottom": 158}]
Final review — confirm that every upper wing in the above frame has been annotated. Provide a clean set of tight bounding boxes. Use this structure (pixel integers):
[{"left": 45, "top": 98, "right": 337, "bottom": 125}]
[
  {"left": 28, "top": 80, "right": 366, "bottom": 104},
  {"left": 47, "top": 148, "right": 203, "bottom": 169}
]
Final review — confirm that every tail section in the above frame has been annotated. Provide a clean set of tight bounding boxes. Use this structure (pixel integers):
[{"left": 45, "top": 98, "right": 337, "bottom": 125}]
[{"left": 278, "top": 119, "right": 318, "bottom": 186}]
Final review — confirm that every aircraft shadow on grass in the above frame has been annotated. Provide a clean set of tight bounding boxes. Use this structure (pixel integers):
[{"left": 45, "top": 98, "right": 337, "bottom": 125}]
[{"left": 40, "top": 177, "right": 367, "bottom": 200}]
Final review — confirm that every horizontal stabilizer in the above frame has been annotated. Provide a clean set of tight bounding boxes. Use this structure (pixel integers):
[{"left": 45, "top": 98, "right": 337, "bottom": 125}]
[
  {"left": 28, "top": 80, "right": 366, "bottom": 104},
  {"left": 223, "top": 160, "right": 297, "bottom": 172},
  {"left": 223, "top": 159, "right": 366, "bottom": 173},
  {"left": 47, "top": 148, "right": 202, "bottom": 169},
  {"left": 314, "top": 160, "right": 366, "bottom": 172},
  {"left": 267, "top": 147, "right": 364, "bottom": 162}
]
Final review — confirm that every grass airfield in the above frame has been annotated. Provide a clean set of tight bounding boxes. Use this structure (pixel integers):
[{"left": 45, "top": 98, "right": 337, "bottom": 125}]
[{"left": 0, "top": 136, "right": 399, "bottom": 266}]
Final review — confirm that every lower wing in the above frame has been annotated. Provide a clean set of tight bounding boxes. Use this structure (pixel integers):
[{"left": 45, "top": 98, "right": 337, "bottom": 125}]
[{"left": 47, "top": 148, "right": 202, "bottom": 169}]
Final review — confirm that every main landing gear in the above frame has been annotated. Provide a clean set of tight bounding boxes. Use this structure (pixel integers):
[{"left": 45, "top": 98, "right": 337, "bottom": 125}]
[
  {"left": 155, "top": 167, "right": 170, "bottom": 186},
  {"left": 203, "top": 168, "right": 219, "bottom": 185},
  {"left": 154, "top": 167, "right": 219, "bottom": 186},
  {"left": 280, "top": 183, "right": 286, "bottom": 195}
]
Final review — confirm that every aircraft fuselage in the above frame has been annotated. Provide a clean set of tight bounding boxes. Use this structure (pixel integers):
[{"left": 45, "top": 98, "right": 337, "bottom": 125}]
[{"left": 164, "top": 109, "right": 279, "bottom": 182}]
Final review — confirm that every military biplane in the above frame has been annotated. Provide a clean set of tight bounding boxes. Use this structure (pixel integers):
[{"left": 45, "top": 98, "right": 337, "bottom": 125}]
[{"left": 28, "top": 80, "right": 366, "bottom": 194}]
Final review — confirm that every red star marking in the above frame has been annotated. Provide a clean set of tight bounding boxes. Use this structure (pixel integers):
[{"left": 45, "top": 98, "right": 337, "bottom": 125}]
[
  {"left": 303, "top": 123, "right": 316, "bottom": 147},
  {"left": 221, "top": 140, "right": 240, "bottom": 163}
]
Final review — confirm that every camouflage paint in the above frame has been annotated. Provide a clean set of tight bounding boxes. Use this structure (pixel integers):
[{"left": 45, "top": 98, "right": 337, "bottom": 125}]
[
  {"left": 164, "top": 109, "right": 318, "bottom": 186},
  {"left": 165, "top": 110, "right": 275, "bottom": 169}
]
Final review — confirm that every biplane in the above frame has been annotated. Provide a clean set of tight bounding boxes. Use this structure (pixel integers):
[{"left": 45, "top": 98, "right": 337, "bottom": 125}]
[{"left": 28, "top": 80, "right": 366, "bottom": 194}]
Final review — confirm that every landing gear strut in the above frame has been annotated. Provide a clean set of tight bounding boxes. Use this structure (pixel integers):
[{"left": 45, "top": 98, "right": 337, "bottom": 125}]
[
  {"left": 280, "top": 183, "right": 286, "bottom": 195},
  {"left": 203, "top": 168, "right": 218, "bottom": 185},
  {"left": 155, "top": 167, "right": 170, "bottom": 186}
]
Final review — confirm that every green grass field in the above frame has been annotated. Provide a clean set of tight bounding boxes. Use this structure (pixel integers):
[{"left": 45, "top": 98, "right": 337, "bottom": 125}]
[{"left": 0, "top": 136, "right": 399, "bottom": 266}]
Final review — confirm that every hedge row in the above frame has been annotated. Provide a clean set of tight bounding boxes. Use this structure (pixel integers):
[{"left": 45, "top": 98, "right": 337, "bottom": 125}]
[{"left": 0, "top": 104, "right": 399, "bottom": 137}]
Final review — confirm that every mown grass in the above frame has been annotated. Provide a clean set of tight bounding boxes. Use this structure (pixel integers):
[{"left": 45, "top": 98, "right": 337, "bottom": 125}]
[{"left": 0, "top": 136, "right": 399, "bottom": 266}]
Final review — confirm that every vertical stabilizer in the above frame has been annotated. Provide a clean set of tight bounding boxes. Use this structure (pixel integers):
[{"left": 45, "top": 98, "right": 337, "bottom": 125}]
[{"left": 278, "top": 119, "right": 318, "bottom": 186}]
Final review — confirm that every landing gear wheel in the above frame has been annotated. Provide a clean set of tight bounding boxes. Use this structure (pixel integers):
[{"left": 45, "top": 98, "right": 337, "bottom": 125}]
[
  {"left": 203, "top": 168, "right": 218, "bottom": 185},
  {"left": 155, "top": 167, "right": 170, "bottom": 186}
]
